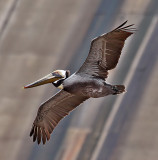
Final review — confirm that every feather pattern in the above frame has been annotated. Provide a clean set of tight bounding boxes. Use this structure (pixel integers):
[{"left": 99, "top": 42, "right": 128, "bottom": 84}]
[
  {"left": 30, "top": 90, "right": 88, "bottom": 144},
  {"left": 77, "top": 21, "right": 135, "bottom": 79}
]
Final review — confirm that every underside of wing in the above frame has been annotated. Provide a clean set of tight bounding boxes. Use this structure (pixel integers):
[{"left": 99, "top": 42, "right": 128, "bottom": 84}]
[
  {"left": 30, "top": 90, "right": 88, "bottom": 144},
  {"left": 77, "top": 21, "right": 135, "bottom": 79}
]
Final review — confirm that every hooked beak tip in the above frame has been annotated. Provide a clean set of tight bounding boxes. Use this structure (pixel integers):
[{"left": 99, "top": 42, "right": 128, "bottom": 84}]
[{"left": 23, "top": 86, "right": 27, "bottom": 89}]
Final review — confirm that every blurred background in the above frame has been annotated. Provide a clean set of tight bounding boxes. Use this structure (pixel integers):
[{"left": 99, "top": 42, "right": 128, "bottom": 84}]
[{"left": 0, "top": 0, "right": 158, "bottom": 160}]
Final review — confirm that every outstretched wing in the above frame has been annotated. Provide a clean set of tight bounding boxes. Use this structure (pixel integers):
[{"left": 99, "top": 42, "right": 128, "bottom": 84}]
[
  {"left": 77, "top": 21, "right": 135, "bottom": 79},
  {"left": 30, "top": 90, "right": 88, "bottom": 144}
]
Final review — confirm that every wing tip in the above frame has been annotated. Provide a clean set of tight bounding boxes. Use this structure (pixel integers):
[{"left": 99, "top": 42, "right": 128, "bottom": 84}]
[
  {"left": 114, "top": 20, "right": 136, "bottom": 33},
  {"left": 114, "top": 20, "right": 128, "bottom": 30},
  {"left": 30, "top": 126, "right": 34, "bottom": 137},
  {"left": 30, "top": 127, "right": 51, "bottom": 145}
]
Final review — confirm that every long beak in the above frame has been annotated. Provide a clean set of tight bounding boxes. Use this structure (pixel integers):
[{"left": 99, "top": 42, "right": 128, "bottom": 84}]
[{"left": 24, "top": 73, "right": 63, "bottom": 89}]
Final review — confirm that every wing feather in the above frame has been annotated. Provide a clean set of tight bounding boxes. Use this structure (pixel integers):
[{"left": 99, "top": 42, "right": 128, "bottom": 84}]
[
  {"left": 41, "top": 128, "right": 46, "bottom": 144},
  {"left": 30, "top": 90, "right": 88, "bottom": 144},
  {"left": 77, "top": 21, "right": 135, "bottom": 79},
  {"left": 37, "top": 127, "right": 42, "bottom": 144}
]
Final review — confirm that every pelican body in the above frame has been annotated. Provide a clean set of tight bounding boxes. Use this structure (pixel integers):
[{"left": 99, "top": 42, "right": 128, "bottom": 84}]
[
  {"left": 24, "top": 21, "right": 135, "bottom": 144},
  {"left": 59, "top": 74, "right": 124, "bottom": 97}
]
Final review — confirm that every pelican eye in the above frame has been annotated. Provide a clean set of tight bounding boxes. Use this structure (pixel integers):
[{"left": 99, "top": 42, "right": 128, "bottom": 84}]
[{"left": 52, "top": 72, "right": 63, "bottom": 78}]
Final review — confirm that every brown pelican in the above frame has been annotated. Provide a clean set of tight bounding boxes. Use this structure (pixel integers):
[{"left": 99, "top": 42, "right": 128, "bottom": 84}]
[{"left": 24, "top": 21, "right": 135, "bottom": 144}]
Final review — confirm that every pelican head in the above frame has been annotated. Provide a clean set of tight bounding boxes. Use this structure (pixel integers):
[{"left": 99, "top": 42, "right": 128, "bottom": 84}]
[{"left": 24, "top": 70, "right": 70, "bottom": 89}]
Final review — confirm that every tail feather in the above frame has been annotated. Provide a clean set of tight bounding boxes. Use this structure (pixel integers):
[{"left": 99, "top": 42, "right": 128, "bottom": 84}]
[{"left": 112, "top": 85, "right": 125, "bottom": 95}]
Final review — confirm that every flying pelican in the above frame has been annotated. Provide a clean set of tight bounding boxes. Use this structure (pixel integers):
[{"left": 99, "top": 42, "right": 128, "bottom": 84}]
[{"left": 24, "top": 21, "right": 135, "bottom": 144}]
